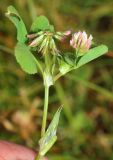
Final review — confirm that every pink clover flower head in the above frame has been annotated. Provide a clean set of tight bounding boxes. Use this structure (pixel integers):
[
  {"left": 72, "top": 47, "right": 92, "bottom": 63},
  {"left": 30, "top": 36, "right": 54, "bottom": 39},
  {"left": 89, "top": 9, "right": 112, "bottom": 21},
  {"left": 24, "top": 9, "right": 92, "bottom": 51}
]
[{"left": 70, "top": 31, "right": 93, "bottom": 55}]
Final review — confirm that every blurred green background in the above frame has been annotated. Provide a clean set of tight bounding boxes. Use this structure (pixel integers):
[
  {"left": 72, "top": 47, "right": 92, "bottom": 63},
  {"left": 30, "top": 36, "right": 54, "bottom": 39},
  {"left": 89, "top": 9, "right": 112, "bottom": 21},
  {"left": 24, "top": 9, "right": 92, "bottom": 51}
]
[{"left": 0, "top": 0, "right": 113, "bottom": 160}]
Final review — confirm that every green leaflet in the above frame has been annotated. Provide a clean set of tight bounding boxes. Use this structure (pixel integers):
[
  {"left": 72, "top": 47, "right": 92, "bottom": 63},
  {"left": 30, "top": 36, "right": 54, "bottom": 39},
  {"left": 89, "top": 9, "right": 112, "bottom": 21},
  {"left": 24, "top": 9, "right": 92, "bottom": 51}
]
[
  {"left": 15, "top": 43, "right": 38, "bottom": 74},
  {"left": 31, "top": 15, "right": 50, "bottom": 32},
  {"left": 77, "top": 45, "right": 108, "bottom": 68},
  {"left": 39, "top": 107, "right": 62, "bottom": 156},
  {"left": 6, "top": 6, "right": 27, "bottom": 43},
  {"left": 31, "top": 15, "right": 55, "bottom": 32}
]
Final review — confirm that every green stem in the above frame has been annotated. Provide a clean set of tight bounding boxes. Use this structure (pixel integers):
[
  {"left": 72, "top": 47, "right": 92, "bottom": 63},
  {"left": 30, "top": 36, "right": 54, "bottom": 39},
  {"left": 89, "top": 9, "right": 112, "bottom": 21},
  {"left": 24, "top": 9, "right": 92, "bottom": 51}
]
[
  {"left": 41, "top": 85, "right": 49, "bottom": 137},
  {"left": 35, "top": 85, "right": 49, "bottom": 160},
  {"left": 54, "top": 72, "right": 62, "bottom": 81}
]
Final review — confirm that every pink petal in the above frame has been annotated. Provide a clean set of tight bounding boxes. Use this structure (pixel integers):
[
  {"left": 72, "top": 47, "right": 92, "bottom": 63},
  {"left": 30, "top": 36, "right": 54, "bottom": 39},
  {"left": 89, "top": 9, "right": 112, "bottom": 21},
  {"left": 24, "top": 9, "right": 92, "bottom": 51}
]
[{"left": 86, "top": 35, "right": 93, "bottom": 49}]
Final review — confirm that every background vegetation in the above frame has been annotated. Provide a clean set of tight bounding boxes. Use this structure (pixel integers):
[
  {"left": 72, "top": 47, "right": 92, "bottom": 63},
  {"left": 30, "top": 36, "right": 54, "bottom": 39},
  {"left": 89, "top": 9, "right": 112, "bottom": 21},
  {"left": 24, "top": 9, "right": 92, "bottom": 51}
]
[{"left": 0, "top": 0, "right": 113, "bottom": 159}]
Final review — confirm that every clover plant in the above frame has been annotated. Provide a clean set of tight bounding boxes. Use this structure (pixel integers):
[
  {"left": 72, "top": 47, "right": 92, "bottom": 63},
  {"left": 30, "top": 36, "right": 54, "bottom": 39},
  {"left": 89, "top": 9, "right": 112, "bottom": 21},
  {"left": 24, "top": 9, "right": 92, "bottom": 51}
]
[{"left": 6, "top": 6, "right": 108, "bottom": 160}]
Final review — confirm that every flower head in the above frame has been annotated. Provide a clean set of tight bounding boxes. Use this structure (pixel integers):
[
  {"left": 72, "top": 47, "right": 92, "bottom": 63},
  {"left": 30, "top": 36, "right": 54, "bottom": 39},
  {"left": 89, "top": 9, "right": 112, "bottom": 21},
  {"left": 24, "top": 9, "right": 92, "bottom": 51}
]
[
  {"left": 28, "top": 30, "right": 71, "bottom": 55},
  {"left": 70, "top": 31, "right": 93, "bottom": 56},
  {"left": 28, "top": 31, "right": 58, "bottom": 55}
]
